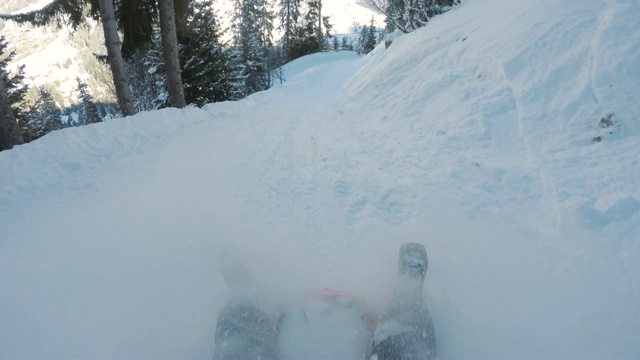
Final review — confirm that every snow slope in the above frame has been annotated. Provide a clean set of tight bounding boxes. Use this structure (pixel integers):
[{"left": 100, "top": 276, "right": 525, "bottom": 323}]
[{"left": 1, "top": 0, "right": 639, "bottom": 359}]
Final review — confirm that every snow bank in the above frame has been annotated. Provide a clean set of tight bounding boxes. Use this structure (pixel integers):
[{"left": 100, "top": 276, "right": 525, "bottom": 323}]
[{"left": 342, "top": 0, "right": 640, "bottom": 357}]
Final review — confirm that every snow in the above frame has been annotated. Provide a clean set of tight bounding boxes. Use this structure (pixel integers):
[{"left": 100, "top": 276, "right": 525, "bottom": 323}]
[
  {"left": 278, "top": 292, "right": 375, "bottom": 360},
  {"left": 1, "top": 0, "right": 640, "bottom": 359}
]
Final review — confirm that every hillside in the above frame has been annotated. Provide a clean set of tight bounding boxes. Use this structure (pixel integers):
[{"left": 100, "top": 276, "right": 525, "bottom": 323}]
[{"left": 1, "top": 0, "right": 639, "bottom": 359}]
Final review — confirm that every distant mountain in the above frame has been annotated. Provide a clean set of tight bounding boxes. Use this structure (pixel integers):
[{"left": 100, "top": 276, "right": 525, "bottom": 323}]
[{"left": 1, "top": 0, "right": 114, "bottom": 107}]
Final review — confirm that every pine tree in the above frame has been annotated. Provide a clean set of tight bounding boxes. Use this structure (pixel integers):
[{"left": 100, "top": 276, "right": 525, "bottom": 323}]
[
  {"left": 278, "top": 0, "right": 302, "bottom": 61},
  {"left": 288, "top": 0, "right": 333, "bottom": 60},
  {"left": 39, "top": 88, "right": 64, "bottom": 133},
  {"left": 19, "top": 87, "right": 64, "bottom": 142},
  {"left": 1, "top": 37, "right": 63, "bottom": 144},
  {"left": 117, "top": 0, "right": 157, "bottom": 58},
  {"left": 364, "top": 17, "right": 378, "bottom": 54},
  {"left": 126, "top": 1, "right": 234, "bottom": 109},
  {"left": 179, "top": 0, "right": 234, "bottom": 106},
  {"left": 76, "top": 78, "right": 101, "bottom": 125},
  {"left": 0, "top": 75, "right": 23, "bottom": 150},
  {"left": 229, "top": 0, "right": 275, "bottom": 98},
  {"left": 369, "top": 0, "right": 459, "bottom": 33},
  {"left": 384, "top": 0, "right": 404, "bottom": 32},
  {"left": 356, "top": 18, "right": 379, "bottom": 55},
  {"left": 124, "top": 48, "right": 166, "bottom": 111},
  {"left": 0, "top": 36, "right": 29, "bottom": 135},
  {"left": 173, "top": 0, "right": 191, "bottom": 37},
  {"left": 302, "top": 0, "right": 322, "bottom": 52}
]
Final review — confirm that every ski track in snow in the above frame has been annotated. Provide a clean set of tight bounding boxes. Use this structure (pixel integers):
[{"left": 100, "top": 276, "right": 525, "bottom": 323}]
[{"left": 1, "top": 0, "right": 640, "bottom": 359}]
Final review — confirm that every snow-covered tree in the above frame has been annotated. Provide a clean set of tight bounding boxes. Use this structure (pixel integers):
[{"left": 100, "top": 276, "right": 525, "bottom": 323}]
[
  {"left": 341, "top": 36, "right": 350, "bottom": 51},
  {"left": 128, "top": 1, "right": 234, "bottom": 109},
  {"left": 278, "top": 0, "right": 302, "bottom": 61},
  {"left": 288, "top": 0, "right": 333, "bottom": 60},
  {"left": 0, "top": 73, "right": 23, "bottom": 150},
  {"left": 306, "top": 0, "right": 323, "bottom": 48},
  {"left": 0, "top": 36, "right": 29, "bottom": 136},
  {"left": 124, "top": 47, "right": 166, "bottom": 111},
  {"left": 229, "top": 0, "right": 275, "bottom": 98},
  {"left": 332, "top": 35, "right": 339, "bottom": 51},
  {"left": 76, "top": 78, "right": 102, "bottom": 125},
  {"left": 357, "top": 17, "right": 379, "bottom": 55},
  {"left": 180, "top": 0, "right": 234, "bottom": 106},
  {"left": 116, "top": 0, "right": 157, "bottom": 58},
  {"left": 369, "top": 0, "right": 459, "bottom": 33},
  {"left": 20, "top": 87, "right": 64, "bottom": 142}
]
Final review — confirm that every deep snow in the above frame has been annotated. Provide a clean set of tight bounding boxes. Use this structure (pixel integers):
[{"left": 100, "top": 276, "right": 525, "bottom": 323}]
[{"left": 1, "top": 0, "right": 639, "bottom": 359}]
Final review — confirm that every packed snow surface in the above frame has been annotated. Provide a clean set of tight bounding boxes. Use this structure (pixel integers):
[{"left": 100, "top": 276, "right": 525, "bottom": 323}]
[{"left": 1, "top": 0, "right": 639, "bottom": 359}]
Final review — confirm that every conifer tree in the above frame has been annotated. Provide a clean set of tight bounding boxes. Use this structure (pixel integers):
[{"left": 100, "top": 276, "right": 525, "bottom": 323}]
[
  {"left": 180, "top": 0, "right": 233, "bottom": 106},
  {"left": 358, "top": 17, "right": 378, "bottom": 54},
  {"left": 173, "top": 0, "right": 191, "bottom": 37},
  {"left": 288, "top": 0, "right": 333, "bottom": 60},
  {"left": 0, "top": 36, "right": 30, "bottom": 131},
  {"left": 76, "top": 78, "right": 101, "bottom": 125},
  {"left": 117, "top": 0, "right": 157, "bottom": 58},
  {"left": 19, "top": 87, "right": 64, "bottom": 142},
  {"left": 124, "top": 51, "right": 161, "bottom": 111},
  {"left": 0, "top": 75, "right": 23, "bottom": 150},
  {"left": 230, "top": 0, "right": 275, "bottom": 98},
  {"left": 129, "top": 1, "right": 233, "bottom": 108},
  {"left": 369, "top": 0, "right": 459, "bottom": 33},
  {"left": 332, "top": 35, "right": 339, "bottom": 51},
  {"left": 278, "top": 0, "right": 302, "bottom": 61},
  {"left": 341, "top": 36, "right": 349, "bottom": 50},
  {"left": 39, "top": 88, "right": 64, "bottom": 133}
]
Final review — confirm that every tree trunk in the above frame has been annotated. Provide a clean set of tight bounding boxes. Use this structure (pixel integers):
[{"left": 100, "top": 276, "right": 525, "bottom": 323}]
[
  {"left": 317, "top": 0, "right": 322, "bottom": 46},
  {"left": 98, "top": 0, "right": 137, "bottom": 117},
  {"left": 158, "top": 0, "right": 186, "bottom": 108},
  {"left": 174, "top": 0, "right": 190, "bottom": 37},
  {"left": 0, "top": 77, "right": 24, "bottom": 151}
]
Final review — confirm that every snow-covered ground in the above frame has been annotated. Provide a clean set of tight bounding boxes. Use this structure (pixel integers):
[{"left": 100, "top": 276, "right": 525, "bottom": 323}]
[{"left": 1, "top": 0, "right": 639, "bottom": 359}]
